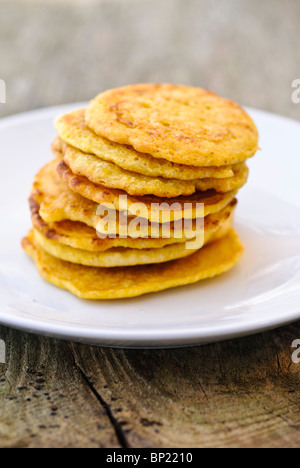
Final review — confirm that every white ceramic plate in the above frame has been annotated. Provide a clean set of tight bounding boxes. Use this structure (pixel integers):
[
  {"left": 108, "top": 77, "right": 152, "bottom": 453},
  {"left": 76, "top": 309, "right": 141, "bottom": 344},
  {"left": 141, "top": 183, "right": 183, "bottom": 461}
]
[{"left": 0, "top": 104, "right": 300, "bottom": 348}]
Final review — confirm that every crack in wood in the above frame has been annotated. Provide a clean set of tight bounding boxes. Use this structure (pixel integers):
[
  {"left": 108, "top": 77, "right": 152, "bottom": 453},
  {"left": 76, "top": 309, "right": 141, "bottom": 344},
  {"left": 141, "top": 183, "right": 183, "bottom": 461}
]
[
  {"left": 263, "top": 406, "right": 300, "bottom": 431},
  {"left": 72, "top": 356, "right": 130, "bottom": 448},
  {"left": 271, "top": 337, "right": 283, "bottom": 374}
]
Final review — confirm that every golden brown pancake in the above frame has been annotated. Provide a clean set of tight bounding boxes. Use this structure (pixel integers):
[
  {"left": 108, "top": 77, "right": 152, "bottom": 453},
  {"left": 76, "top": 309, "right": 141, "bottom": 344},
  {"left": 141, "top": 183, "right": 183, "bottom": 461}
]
[
  {"left": 55, "top": 109, "right": 242, "bottom": 180},
  {"left": 31, "top": 158, "right": 237, "bottom": 239},
  {"left": 33, "top": 219, "right": 231, "bottom": 268},
  {"left": 57, "top": 160, "right": 238, "bottom": 223},
  {"left": 30, "top": 197, "right": 190, "bottom": 251},
  {"left": 22, "top": 228, "right": 244, "bottom": 299},
  {"left": 62, "top": 143, "right": 249, "bottom": 197},
  {"left": 62, "top": 144, "right": 201, "bottom": 198},
  {"left": 32, "top": 202, "right": 234, "bottom": 267},
  {"left": 86, "top": 84, "right": 259, "bottom": 167}
]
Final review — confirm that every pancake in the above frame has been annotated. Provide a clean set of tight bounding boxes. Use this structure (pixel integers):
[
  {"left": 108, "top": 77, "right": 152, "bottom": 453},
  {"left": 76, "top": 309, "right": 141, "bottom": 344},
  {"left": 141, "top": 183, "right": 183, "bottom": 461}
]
[
  {"left": 62, "top": 143, "right": 249, "bottom": 196},
  {"left": 194, "top": 165, "right": 248, "bottom": 193},
  {"left": 33, "top": 229, "right": 201, "bottom": 267},
  {"left": 31, "top": 194, "right": 235, "bottom": 251},
  {"left": 32, "top": 202, "right": 234, "bottom": 267},
  {"left": 62, "top": 144, "right": 200, "bottom": 198},
  {"left": 22, "top": 228, "right": 244, "bottom": 300},
  {"left": 55, "top": 109, "right": 241, "bottom": 180},
  {"left": 32, "top": 158, "right": 237, "bottom": 239},
  {"left": 51, "top": 136, "right": 63, "bottom": 158},
  {"left": 86, "top": 84, "right": 259, "bottom": 167},
  {"left": 34, "top": 160, "right": 202, "bottom": 239},
  {"left": 30, "top": 198, "right": 190, "bottom": 251},
  {"left": 57, "top": 160, "right": 238, "bottom": 223}
]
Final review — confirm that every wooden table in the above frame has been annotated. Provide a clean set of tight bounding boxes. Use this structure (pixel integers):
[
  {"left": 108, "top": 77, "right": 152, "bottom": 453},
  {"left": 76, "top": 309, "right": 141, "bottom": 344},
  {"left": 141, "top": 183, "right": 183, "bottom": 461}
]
[
  {"left": 1, "top": 322, "right": 300, "bottom": 448},
  {"left": 1, "top": 0, "right": 300, "bottom": 449}
]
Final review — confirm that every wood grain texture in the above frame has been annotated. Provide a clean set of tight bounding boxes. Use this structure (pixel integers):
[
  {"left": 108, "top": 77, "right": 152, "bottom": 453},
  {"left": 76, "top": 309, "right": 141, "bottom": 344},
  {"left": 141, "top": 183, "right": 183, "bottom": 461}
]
[
  {"left": 1, "top": 323, "right": 300, "bottom": 448},
  {"left": 0, "top": 326, "right": 120, "bottom": 448}
]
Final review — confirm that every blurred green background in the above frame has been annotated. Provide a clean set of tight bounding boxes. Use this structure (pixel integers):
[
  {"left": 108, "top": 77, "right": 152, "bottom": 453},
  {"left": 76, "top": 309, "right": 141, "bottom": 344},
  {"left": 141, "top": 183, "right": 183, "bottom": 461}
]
[{"left": 0, "top": 0, "right": 299, "bottom": 119}]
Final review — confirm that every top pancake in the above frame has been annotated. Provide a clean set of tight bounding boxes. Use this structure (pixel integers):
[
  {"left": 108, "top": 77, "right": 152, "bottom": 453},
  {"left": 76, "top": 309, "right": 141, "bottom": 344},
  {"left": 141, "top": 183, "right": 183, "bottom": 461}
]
[
  {"left": 86, "top": 84, "right": 259, "bottom": 167},
  {"left": 55, "top": 109, "right": 241, "bottom": 180}
]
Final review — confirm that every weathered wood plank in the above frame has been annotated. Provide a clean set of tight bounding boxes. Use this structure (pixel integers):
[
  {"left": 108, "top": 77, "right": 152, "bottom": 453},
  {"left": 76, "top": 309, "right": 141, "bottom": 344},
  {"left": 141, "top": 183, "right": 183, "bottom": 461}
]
[
  {"left": 1, "top": 322, "right": 300, "bottom": 448},
  {"left": 72, "top": 324, "right": 300, "bottom": 448},
  {"left": 0, "top": 326, "right": 121, "bottom": 448}
]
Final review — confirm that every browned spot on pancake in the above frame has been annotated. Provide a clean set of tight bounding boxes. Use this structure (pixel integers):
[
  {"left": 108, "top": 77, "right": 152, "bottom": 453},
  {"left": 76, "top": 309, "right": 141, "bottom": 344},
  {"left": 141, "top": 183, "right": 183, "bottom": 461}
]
[{"left": 45, "top": 229, "right": 58, "bottom": 240}]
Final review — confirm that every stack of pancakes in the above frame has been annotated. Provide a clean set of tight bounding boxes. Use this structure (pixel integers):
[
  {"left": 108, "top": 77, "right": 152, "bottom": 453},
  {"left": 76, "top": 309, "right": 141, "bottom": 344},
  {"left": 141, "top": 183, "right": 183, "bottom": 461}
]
[{"left": 22, "top": 84, "right": 259, "bottom": 299}]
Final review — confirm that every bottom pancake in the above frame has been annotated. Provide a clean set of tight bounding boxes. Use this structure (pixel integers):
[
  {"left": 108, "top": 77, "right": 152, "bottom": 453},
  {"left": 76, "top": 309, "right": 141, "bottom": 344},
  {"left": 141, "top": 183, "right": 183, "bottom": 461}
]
[{"left": 22, "top": 228, "right": 244, "bottom": 300}]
